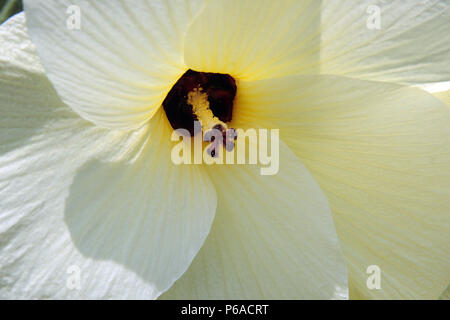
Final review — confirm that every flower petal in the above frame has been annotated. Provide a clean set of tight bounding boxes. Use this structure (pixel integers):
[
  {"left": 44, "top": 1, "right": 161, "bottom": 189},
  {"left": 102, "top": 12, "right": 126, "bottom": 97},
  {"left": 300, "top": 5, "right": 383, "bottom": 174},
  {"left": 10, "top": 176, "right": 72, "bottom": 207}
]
[
  {"left": 23, "top": 0, "right": 206, "bottom": 129},
  {"left": 440, "top": 286, "right": 450, "bottom": 300},
  {"left": 233, "top": 74, "right": 450, "bottom": 299},
  {"left": 183, "top": 0, "right": 321, "bottom": 81},
  {"left": 432, "top": 91, "right": 450, "bottom": 107},
  {"left": 0, "top": 13, "right": 41, "bottom": 71},
  {"left": 417, "top": 81, "right": 450, "bottom": 108},
  {"left": 320, "top": 0, "right": 450, "bottom": 85},
  {"left": 162, "top": 142, "right": 348, "bottom": 299},
  {"left": 0, "top": 15, "right": 216, "bottom": 299}
]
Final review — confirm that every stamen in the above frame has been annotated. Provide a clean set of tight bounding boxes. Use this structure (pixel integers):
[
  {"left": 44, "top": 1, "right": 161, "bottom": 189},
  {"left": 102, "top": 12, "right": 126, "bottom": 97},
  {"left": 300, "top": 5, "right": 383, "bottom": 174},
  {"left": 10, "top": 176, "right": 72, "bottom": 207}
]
[{"left": 187, "top": 88, "right": 227, "bottom": 133}]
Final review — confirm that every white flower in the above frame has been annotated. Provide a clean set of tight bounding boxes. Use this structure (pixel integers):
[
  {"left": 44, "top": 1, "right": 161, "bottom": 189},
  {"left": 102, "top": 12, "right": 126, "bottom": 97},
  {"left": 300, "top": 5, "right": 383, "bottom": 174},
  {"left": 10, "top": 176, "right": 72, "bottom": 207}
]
[{"left": 0, "top": 0, "right": 449, "bottom": 300}]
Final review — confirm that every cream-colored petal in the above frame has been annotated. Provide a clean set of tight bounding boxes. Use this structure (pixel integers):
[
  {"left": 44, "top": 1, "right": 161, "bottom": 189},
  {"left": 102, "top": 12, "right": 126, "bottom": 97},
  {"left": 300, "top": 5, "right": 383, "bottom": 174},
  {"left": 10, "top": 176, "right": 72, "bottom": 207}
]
[
  {"left": 432, "top": 91, "right": 450, "bottom": 107},
  {"left": 0, "top": 13, "right": 41, "bottom": 72},
  {"left": 440, "top": 285, "right": 450, "bottom": 300},
  {"left": 183, "top": 0, "right": 321, "bottom": 81},
  {"left": 320, "top": 0, "right": 450, "bottom": 85},
  {"left": 23, "top": 0, "right": 205, "bottom": 129},
  {"left": 233, "top": 74, "right": 450, "bottom": 299},
  {"left": 417, "top": 82, "right": 450, "bottom": 107},
  {"left": 162, "top": 141, "right": 348, "bottom": 299},
  {"left": 0, "top": 15, "right": 216, "bottom": 299}
]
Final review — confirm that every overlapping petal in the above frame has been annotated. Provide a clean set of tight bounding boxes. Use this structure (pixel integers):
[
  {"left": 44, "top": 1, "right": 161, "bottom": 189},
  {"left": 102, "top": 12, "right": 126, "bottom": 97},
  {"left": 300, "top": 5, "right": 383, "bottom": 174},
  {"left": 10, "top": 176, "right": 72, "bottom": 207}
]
[
  {"left": 22, "top": 0, "right": 206, "bottom": 129},
  {"left": 0, "top": 14, "right": 216, "bottom": 299},
  {"left": 183, "top": 0, "right": 321, "bottom": 81},
  {"left": 232, "top": 74, "right": 450, "bottom": 299},
  {"left": 440, "top": 286, "right": 450, "bottom": 300},
  {"left": 432, "top": 91, "right": 450, "bottom": 107},
  {"left": 320, "top": 0, "right": 450, "bottom": 85},
  {"left": 162, "top": 142, "right": 348, "bottom": 299}
]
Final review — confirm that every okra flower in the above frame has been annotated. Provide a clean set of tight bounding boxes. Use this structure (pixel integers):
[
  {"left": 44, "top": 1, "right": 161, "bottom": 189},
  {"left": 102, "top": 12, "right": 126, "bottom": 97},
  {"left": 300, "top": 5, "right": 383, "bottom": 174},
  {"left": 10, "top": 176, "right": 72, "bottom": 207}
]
[{"left": 0, "top": 0, "right": 449, "bottom": 299}]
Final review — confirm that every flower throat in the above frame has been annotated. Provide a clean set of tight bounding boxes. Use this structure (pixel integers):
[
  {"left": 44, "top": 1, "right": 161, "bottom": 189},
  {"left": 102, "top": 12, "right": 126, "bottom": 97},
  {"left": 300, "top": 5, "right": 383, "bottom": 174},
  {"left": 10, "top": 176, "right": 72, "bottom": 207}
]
[{"left": 162, "top": 69, "right": 237, "bottom": 156}]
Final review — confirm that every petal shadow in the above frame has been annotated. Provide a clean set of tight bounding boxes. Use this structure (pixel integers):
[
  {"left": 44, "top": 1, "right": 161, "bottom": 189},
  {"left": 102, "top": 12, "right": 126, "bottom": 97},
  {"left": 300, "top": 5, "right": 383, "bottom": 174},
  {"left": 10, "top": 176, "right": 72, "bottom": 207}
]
[{"left": 0, "top": 65, "right": 70, "bottom": 156}]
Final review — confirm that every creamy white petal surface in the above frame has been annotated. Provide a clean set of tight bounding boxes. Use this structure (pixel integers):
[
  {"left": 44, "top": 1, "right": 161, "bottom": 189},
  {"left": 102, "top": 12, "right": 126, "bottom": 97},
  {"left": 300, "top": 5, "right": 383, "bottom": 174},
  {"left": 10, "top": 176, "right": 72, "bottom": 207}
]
[
  {"left": 320, "top": 0, "right": 450, "bottom": 85},
  {"left": 183, "top": 0, "right": 321, "bottom": 80},
  {"left": 440, "top": 286, "right": 450, "bottom": 300},
  {"left": 432, "top": 90, "right": 450, "bottom": 107},
  {"left": 162, "top": 142, "right": 348, "bottom": 299},
  {"left": 22, "top": 0, "right": 206, "bottom": 129},
  {"left": 233, "top": 74, "right": 450, "bottom": 299},
  {"left": 0, "top": 14, "right": 216, "bottom": 299}
]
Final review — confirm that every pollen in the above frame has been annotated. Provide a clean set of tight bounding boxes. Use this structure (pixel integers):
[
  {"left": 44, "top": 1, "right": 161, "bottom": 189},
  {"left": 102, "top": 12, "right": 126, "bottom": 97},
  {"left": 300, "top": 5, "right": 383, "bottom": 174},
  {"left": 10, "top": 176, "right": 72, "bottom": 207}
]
[{"left": 187, "top": 87, "right": 227, "bottom": 133}]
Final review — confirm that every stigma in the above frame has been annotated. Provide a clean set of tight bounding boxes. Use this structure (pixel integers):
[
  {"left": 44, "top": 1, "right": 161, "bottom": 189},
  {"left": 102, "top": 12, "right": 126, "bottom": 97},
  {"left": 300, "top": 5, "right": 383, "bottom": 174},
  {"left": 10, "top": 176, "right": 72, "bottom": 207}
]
[{"left": 163, "top": 70, "right": 237, "bottom": 157}]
